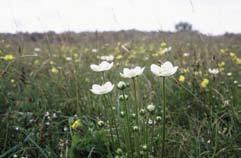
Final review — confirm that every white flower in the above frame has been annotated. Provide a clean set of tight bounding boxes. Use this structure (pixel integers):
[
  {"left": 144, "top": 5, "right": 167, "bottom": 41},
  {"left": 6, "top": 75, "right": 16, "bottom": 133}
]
[
  {"left": 150, "top": 61, "right": 178, "bottom": 77},
  {"left": 90, "top": 81, "right": 114, "bottom": 95},
  {"left": 100, "top": 55, "right": 114, "bottom": 61},
  {"left": 92, "top": 49, "right": 98, "bottom": 53},
  {"left": 120, "top": 66, "right": 145, "bottom": 78},
  {"left": 90, "top": 61, "right": 113, "bottom": 72},
  {"left": 163, "top": 47, "right": 172, "bottom": 53},
  {"left": 34, "top": 48, "right": 41, "bottom": 52},
  {"left": 183, "top": 53, "right": 190, "bottom": 57},
  {"left": 227, "top": 72, "right": 232, "bottom": 76},
  {"left": 208, "top": 68, "right": 219, "bottom": 75},
  {"left": 147, "top": 104, "right": 155, "bottom": 112},
  {"left": 66, "top": 57, "right": 72, "bottom": 61}
]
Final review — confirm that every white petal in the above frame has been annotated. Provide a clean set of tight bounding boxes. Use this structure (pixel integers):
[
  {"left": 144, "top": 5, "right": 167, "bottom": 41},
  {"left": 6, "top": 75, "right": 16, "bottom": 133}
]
[
  {"left": 90, "top": 64, "right": 100, "bottom": 72},
  {"left": 150, "top": 64, "right": 161, "bottom": 76}
]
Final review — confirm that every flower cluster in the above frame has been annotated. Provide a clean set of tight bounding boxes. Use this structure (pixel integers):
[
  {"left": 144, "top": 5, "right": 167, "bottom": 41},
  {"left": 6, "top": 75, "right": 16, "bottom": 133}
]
[
  {"left": 90, "top": 57, "right": 115, "bottom": 95},
  {"left": 90, "top": 61, "right": 178, "bottom": 95}
]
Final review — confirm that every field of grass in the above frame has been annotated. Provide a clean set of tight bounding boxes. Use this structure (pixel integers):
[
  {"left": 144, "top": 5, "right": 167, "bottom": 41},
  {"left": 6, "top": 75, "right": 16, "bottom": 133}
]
[{"left": 0, "top": 31, "right": 241, "bottom": 158}]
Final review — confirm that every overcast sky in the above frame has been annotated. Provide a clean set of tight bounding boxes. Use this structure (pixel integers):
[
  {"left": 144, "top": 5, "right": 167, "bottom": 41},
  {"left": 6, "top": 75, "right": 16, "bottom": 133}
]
[{"left": 0, "top": 0, "right": 240, "bottom": 35}]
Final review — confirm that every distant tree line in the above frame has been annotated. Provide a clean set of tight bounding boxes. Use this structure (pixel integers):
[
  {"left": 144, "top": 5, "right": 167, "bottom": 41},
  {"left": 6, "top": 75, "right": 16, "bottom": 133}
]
[{"left": 175, "top": 22, "right": 192, "bottom": 32}]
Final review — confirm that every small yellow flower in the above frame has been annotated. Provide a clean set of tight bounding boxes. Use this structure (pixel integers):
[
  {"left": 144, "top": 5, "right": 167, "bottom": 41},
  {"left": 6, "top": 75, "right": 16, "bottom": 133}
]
[
  {"left": 183, "top": 68, "right": 189, "bottom": 73},
  {"left": 218, "top": 61, "right": 225, "bottom": 68},
  {"left": 178, "top": 75, "right": 185, "bottom": 82},
  {"left": 71, "top": 119, "right": 82, "bottom": 130},
  {"left": 229, "top": 52, "right": 236, "bottom": 58},
  {"left": 220, "top": 49, "right": 225, "bottom": 54},
  {"left": 236, "top": 58, "right": 241, "bottom": 64},
  {"left": 3, "top": 54, "right": 14, "bottom": 61},
  {"left": 219, "top": 67, "right": 224, "bottom": 72},
  {"left": 73, "top": 53, "right": 78, "bottom": 58},
  {"left": 152, "top": 53, "right": 158, "bottom": 57},
  {"left": 51, "top": 67, "right": 59, "bottom": 74},
  {"left": 116, "top": 54, "right": 123, "bottom": 60},
  {"left": 160, "top": 42, "right": 167, "bottom": 47},
  {"left": 200, "top": 78, "right": 209, "bottom": 88}
]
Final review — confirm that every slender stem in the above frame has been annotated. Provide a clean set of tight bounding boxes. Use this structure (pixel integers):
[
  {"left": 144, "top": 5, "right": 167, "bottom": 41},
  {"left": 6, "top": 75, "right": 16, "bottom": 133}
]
[
  {"left": 106, "top": 95, "right": 121, "bottom": 146},
  {"left": 212, "top": 120, "right": 218, "bottom": 158},
  {"left": 75, "top": 73, "right": 80, "bottom": 114},
  {"left": 102, "top": 71, "right": 106, "bottom": 82},
  {"left": 132, "top": 78, "right": 139, "bottom": 124},
  {"left": 161, "top": 77, "right": 166, "bottom": 158},
  {"left": 102, "top": 95, "right": 115, "bottom": 146},
  {"left": 132, "top": 77, "right": 140, "bottom": 155},
  {"left": 151, "top": 113, "right": 155, "bottom": 153},
  {"left": 122, "top": 90, "right": 134, "bottom": 158}
]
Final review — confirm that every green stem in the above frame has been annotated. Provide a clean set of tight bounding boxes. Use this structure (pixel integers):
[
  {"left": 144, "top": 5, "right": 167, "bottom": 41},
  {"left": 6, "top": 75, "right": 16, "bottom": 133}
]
[
  {"left": 132, "top": 78, "right": 139, "bottom": 124},
  {"left": 107, "top": 95, "right": 121, "bottom": 146},
  {"left": 122, "top": 90, "right": 134, "bottom": 158},
  {"left": 161, "top": 77, "right": 166, "bottom": 158},
  {"left": 102, "top": 71, "right": 106, "bottom": 82},
  {"left": 132, "top": 77, "right": 140, "bottom": 155},
  {"left": 151, "top": 113, "right": 155, "bottom": 153},
  {"left": 212, "top": 120, "right": 218, "bottom": 158},
  {"left": 102, "top": 95, "right": 115, "bottom": 146}
]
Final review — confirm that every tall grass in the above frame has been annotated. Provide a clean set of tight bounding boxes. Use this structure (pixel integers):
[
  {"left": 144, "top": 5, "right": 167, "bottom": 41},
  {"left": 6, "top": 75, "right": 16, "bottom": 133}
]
[{"left": 0, "top": 31, "right": 241, "bottom": 157}]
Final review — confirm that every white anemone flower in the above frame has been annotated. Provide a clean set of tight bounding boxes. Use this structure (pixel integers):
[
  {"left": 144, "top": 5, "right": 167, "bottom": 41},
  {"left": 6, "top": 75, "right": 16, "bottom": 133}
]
[
  {"left": 90, "top": 61, "right": 113, "bottom": 72},
  {"left": 100, "top": 55, "right": 114, "bottom": 61},
  {"left": 208, "top": 68, "right": 219, "bottom": 75},
  {"left": 150, "top": 61, "right": 178, "bottom": 77},
  {"left": 90, "top": 81, "right": 114, "bottom": 95},
  {"left": 120, "top": 66, "right": 145, "bottom": 78}
]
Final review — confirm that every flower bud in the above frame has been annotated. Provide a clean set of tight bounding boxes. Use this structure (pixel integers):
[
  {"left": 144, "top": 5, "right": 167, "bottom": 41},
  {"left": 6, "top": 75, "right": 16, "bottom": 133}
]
[
  {"left": 141, "top": 144, "right": 148, "bottom": 151},
  {"left": 117, "top": 81, "right": 127, "bottom": 90},
  {"left": 131, "top": 113, "right": 136, "bottom": 119},
  {"left": 118, "top": 94, "right": 128, "bottom": 101},
  {"left": 97, "top": 120, "right": 104, "bottom": 127},
  {"left": 133, "top": 125, "right": 139, "bottom": 131},
  {"left": 156, "top": 116, "right": 162, "bottom": 122},
  {"left": 116, "top": 148, "right": 123, "bottom": 155},
  {"left": 139, "top": 109, "right": 145, "bottom": 115},
  {"left": 120, "top": 111, "right": 125, "bottom": 117}
]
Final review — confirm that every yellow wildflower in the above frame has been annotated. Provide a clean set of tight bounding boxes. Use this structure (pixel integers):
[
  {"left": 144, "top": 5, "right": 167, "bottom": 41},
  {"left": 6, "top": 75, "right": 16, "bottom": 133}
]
[
  {"left": 3, "top": 54, "right": 14, "bottom": 61},
  {"left": 178, "top": 75, "right": 185, "bottom": 82},
  {"left": 229, "top": 52, "right": 236, "bottom": 58},
  {"left": 236, "top": 58, "right": 241, "bottom": 64},
  {"left": 116, "top": 54, "right": 123, "bottom": 60},
  {"left": 71, "top": 119, "right": 82, "bottom": 130},
  {"left": 73, "top": 53, "right": 78, "bottom": 58},
  {"left": 183, "top": 68, "right": 189, "bottom": 73},
  {"left": 51, "top": 67, "right": 59, "bottom": 74},
  {"left": 220, "top": 49, "right": 225, "bottom": 54},
  {"left": 218, "top": 61, "right": 225, "bottom": 68},
  {"left": 160, "top": 42, "right": 167, "bottom": 47},
  {"left": 200, "top": 78, "right": 209, "bottom": 88}
]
